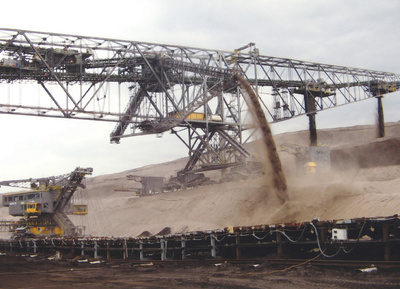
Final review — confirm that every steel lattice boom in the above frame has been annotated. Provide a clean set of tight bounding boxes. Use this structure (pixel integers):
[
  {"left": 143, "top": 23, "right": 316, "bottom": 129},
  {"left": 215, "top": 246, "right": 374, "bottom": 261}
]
[{"left": 0, "top": 28, "right": 399, "bottom": 177}]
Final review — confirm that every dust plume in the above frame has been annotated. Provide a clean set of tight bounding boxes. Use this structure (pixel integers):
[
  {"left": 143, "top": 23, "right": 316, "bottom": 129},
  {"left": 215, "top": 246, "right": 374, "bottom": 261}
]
[{"left": 235, "top": 74, "right": 288, "bottom": 203}]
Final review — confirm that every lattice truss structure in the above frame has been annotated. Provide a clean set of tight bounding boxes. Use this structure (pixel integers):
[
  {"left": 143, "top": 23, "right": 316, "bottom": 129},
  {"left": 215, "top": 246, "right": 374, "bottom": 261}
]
[{"left": 0, "top": 28, "right": 399, "bottom": 175}]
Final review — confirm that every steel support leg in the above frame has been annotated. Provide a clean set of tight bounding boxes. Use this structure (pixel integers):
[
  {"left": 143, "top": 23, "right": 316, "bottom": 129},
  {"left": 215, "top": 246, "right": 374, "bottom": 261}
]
[
  {"left": 383, "top": 224, "right": 390, "bottom": 261},
  {"left": 161, "top": 241, "right": 166, "bottom": 260},
  {"left": 123, "top": 239, "right": 127, "bottom": 259},
  {"left": 276, "top": 232, "right": 283, "bottom": 255},
  {"left": 235, "top": 233, "right": 241, "bottom": 260},
  {"left": 181, "top": 237, "right": 186, "bottom": 260},
  {"left": 377, "top": 96, "right": 385, "bottom": 138},
  {"left": 94, "top": 241, "right": 98, "bottom": 259},
  {"left": 71, "top": 242, "right": 75, "bottom": 257},
  {"left": 211, "top": 235, "right": 216, "bottom": 258},
  {"left": 139, "top": 242, "right": 144, "bottom": 260},
  {"left": 308, "top": 113, "right": 317, "bottom": 145},
  {"left": 81, "top": 241, "right": 85, "bottom": 256}
]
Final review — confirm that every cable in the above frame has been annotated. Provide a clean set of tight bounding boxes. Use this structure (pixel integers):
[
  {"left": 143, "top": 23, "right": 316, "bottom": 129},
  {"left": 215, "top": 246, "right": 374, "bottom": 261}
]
[
  {"left": 211, "top": 234, "right": 226, "bottom": 243},
  {"left": 311, "top": 219, "right": 367, "bottom": 256},
  {"left": 310, "top": 223, "right": 342, "bottom": 258},
  {"left": 253, "top": 222, "right": 341, "bottom": 258},
  {"left": 270, "top": 223, "right": 310, "bottom": 243},
  {"left": 249, "top": 251, "right": 323, "bottom": 275},
  {"left": 252, "top": 233, "right": 269, "bottom": 241},
  {"left": 342, "top": 219, "right": 367, "bottom": 254}
]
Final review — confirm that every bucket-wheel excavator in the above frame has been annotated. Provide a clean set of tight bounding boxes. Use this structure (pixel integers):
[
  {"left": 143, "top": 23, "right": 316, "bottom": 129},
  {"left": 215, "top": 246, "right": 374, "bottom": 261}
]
[{"left": 1, "top": 167, "right": 92, "bottom": 238}]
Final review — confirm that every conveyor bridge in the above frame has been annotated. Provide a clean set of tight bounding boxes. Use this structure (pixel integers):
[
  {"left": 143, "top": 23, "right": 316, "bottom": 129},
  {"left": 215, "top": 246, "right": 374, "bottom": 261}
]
[
  {"left": 0, "top": 28, "right": 399, "bottom": 177},
  {"left": 1, "top": 215, "right": 399, "bottom": 262}
]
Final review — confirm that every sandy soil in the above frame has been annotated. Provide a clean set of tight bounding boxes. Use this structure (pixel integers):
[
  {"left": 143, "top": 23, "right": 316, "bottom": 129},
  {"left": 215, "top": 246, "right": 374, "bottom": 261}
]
[
  {"left": 1, "top": 123, "right": 400, "bottom": 239},
  {"left": 71, "top": 122, "right": 400, "bottom": 237}
]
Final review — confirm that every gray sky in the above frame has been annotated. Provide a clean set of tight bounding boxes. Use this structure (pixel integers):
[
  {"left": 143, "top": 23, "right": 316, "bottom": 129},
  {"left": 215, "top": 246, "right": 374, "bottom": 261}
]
[{"left": 0, "top": 0, "right": 399, "bottom": 189}]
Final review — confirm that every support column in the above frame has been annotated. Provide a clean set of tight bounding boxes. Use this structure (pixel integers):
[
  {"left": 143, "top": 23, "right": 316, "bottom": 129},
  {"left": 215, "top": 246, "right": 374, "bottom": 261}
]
[
  {"left": 139, "top": 242, "right": 144, "bottom": 260},
  {"left": 94, "top": 241, "right": 98, "bottom": 259},
  {"left": 235, "top": 233, "right": 241, "bottom": 260},
  {"left": 181, "top": 237, "right": 186, "bottom": 260},
  {"left": 80, "top": 241, "right": 85, "bottom": 256},
  {"left": 123, "top": 239, "right": 127, "bottom": 260},
  {"left": 305, "top": 92, "right": 317, "bottom": 145},
  {"left": 276, "top": 232, "right": 283, "bottom": 255},
  {"left": 210, "top": 235, "right": 216, "bottom": 258},
  {"left": 377, "top": 96, "right": 385, "bottom": 138},
  {"left": 320, "top": 228, "right": 327, "bottom": 244},
  {"left": 383, "top": 224, "right": 390, "bottom": 261},
  {"left": 308, "top": 113, "right": 317, "bottom": 145},
  {"left": 71, "top": 242, "right": 75, "bottom": 257},
  {"left": 160, "top": 240, "right": 166, "bottom": 261}
]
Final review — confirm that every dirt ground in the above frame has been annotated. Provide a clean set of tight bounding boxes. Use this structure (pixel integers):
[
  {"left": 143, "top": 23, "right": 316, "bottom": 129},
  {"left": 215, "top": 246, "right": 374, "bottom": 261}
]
[{"left": 1, "top": 253, "right": 400, "bottom": 289}]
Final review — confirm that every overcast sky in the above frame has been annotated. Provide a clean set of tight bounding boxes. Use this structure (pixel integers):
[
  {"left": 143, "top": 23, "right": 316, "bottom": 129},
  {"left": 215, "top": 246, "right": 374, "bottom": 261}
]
[{"left": 0, "top": 0, "right": 399, "bottom": 189}]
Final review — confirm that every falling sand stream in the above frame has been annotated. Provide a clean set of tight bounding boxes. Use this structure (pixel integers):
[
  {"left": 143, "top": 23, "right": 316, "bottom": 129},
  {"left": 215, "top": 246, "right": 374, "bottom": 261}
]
[{"left": 235, "top": 75, "right": 288, "bottom": 204}]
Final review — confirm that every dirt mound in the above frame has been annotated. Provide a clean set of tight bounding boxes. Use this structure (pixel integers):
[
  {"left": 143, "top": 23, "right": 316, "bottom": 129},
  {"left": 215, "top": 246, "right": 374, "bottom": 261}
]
[
  {"left": 1, "top": 123, "right": 400, "bottom": 238},
  {"left": 331, "top": 137, "right": 400, "bottom": 170}
]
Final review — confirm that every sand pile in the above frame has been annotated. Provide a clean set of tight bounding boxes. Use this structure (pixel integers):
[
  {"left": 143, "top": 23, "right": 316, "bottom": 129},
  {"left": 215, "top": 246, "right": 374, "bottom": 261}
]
[{"left": 1, "top": 122, "right": 400, "bottom": 238}]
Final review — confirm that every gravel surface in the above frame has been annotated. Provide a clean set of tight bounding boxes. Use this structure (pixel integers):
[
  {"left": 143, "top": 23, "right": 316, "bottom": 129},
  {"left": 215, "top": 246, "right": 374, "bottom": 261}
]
[{"left": 1, "top": 254, "right": 400, "bottom": 289}]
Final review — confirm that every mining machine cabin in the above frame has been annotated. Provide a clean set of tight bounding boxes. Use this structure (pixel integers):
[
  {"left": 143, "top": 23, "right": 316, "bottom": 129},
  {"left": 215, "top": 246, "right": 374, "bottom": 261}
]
[{"left": 1, "top": 167, "right": 93, "bottom": 238}]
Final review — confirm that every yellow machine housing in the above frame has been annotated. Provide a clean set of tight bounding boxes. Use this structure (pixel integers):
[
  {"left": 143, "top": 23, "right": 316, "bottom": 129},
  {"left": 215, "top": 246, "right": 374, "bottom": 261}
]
[
  {"left": 168, "top": 111, "right": 205, "bottom": 120},
  {"left": 28, "top": 225, "right": 63, "bottom": 236},
  {"left": 73, "top": 204, "right": 88, "bottom": 215},
  {"left": 303, "top": 162, "right": 317, "bottom": 174},
  {"left": 26, "top": 203, "right": 42, "bottom": 214}
]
